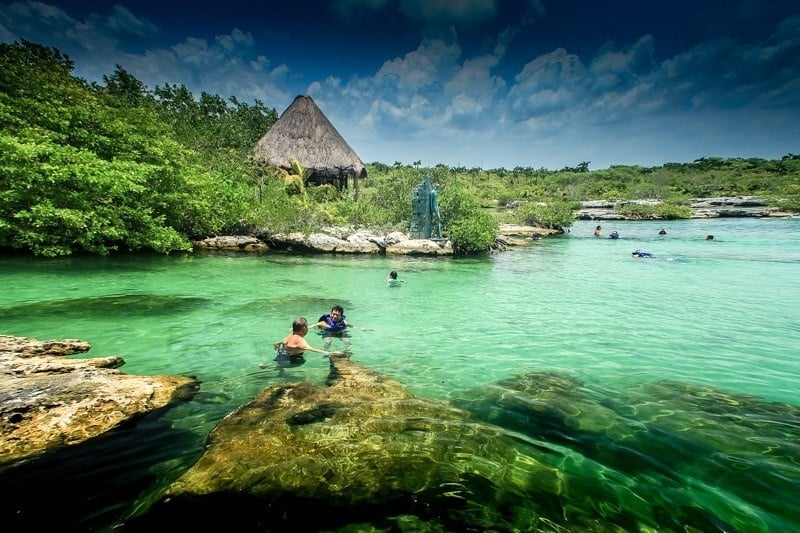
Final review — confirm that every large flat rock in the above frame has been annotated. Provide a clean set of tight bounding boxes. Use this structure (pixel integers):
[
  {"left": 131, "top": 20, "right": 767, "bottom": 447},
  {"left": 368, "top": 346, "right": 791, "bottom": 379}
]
[
  {"left": 0, "top": 334, "right": 199, "bottom": 465},
  {"left": 125, "top": 354, "right": 559, "bottom": 531}
]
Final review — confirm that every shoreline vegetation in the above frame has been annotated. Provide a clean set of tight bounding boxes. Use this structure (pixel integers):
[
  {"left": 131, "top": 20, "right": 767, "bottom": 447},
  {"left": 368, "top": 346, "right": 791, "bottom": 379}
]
[{"left": 2, "top": 40, "right": 799, "bottom": 258}]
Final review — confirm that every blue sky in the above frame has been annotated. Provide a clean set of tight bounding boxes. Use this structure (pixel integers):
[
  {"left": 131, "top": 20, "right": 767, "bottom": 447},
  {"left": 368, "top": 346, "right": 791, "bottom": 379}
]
[{"left": 1, "top": 0, "right": 799, "bottom": 169}]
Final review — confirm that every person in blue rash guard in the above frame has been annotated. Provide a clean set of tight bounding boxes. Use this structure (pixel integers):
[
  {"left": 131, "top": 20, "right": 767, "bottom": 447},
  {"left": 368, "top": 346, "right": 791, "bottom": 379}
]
[{"left": 314, "top": 305, "right": 353, "bottom": 351}]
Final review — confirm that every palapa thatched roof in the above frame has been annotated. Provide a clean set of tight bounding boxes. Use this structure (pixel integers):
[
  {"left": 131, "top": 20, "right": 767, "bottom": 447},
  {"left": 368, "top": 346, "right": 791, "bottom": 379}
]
[{"left": 254, "top": 95, "right": 366, "bottom": 189}]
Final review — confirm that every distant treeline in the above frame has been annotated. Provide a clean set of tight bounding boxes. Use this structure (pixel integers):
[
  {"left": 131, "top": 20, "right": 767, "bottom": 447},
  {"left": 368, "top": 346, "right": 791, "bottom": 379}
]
[
  {"left": 1, "top": 40, "right": 798, "bottom": 256},
  {"left": 370, "top": 154, "right": 800, "bottom": 211}
]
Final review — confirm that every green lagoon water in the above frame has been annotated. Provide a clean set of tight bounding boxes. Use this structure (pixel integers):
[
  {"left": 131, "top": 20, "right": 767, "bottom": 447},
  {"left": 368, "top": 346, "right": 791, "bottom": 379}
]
[{"left": 1, "top": 217, "right": 799, "bottom": 530}]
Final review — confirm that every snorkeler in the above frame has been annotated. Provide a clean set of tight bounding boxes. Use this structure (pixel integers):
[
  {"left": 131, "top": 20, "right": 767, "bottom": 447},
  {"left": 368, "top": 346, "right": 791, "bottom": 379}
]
[{"left": 632, "top": 249, "right": 656, "bottom": 258}]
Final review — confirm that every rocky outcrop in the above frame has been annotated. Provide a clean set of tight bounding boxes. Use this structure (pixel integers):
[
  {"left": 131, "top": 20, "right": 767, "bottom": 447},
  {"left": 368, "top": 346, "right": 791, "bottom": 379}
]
[
  {"left": 0, "top": 335, "right": 199, "bottom": 465},
  {"left": 196, "top": 228, "right": 456, "bottom": 256},
  {"left": 496, "top": 223, "right": 561, "bottom": 237},
  {"left": 269, "top": 230, "right": 385, "bottom": 254},
  {"left": 576, "top": 196, "right": 789, "bottom": 220},
  {"left": 123, "top": 354, "right": 559, "bottom": 531},
  {"left": 195, "top": 224, "right": 565, "bottom": 256},
  {"left": 689, "top": 196, "right": 773, "bottom": 218},
  {"left": 385, "top": 237, "right": 453, "bottom": 255},
  {"left": 193, "top": 235, "right": 268, "bottom": 252},
  {"left": 120, "top": 356, "right": 800, "bottom": 531}
]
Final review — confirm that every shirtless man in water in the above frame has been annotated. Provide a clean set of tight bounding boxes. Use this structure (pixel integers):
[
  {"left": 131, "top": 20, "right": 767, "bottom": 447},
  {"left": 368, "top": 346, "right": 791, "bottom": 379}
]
[{"left": 273, "top": 317, "right": 342, "bottom": 366}]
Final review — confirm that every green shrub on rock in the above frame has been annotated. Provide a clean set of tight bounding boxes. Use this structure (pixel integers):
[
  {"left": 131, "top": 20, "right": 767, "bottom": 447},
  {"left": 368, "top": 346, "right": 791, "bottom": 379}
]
[
  {"left": 515, "top": 201, "right": 576, "bottom": 230},
  {"left": 438, "top": 187, "right": 497, "bottom": 255},
  {"left": 616, "top": 202, "right": 692, "bottom": 220}
]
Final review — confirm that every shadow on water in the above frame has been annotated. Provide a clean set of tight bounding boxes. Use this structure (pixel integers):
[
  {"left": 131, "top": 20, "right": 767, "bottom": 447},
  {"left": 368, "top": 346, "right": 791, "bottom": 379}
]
[
  {"left": 0, "top": 407, "right": 207, "bottom": 532},
  {"left": 228, "top": 295, "right": 353, "bottom": 318},
  {"left": 0, "top": 294, "right": 211, "bottom": 320}
]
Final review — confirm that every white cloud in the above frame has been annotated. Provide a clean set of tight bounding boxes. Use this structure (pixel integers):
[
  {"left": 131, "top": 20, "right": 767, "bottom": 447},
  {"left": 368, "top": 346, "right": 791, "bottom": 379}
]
[
  {"left": 1, "top": 2, "right": 293, "bottom": 104},
  {"left": 589, "top": 35, "right": 655, "bottom": 90},
  {"left": 125, "top": 33, "right": 291, "bottom": 104},
  {"left": 101, "top": 4, "right": 158, "bottom": 39},
  {"left": 374, "top": 37, "right": 461, "bottom": 93},
  {"left": 2, "top": 1, "right": 798, "bottom": 169}
]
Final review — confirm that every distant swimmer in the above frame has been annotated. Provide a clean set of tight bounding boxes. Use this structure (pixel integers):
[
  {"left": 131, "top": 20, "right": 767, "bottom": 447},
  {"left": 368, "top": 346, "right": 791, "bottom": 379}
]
[
  {"left": 386, "top": 270, "right": 405, "bottom": 286},
  {"left": 658, "top": 228, "right": 667, "bottom": 235},
  {"left": 594, "top": 225, "right": 602, "bottom": 237},
  {"left": 706, "top": 235, "right": 714, "bottom": 240},
  {"left": 632, "top": 249, "right": 656, "bottom": 258},
  {"left": 609, "top": 230, "right": 620, "bottom": 239}
]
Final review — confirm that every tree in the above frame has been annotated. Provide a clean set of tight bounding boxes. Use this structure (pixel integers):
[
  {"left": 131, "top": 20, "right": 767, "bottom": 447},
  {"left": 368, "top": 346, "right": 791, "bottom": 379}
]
[
  {"left": 102, "top": 65, "right": 149, "bottom": 106},
  {"left": 281, "top": 159, "right": 312, "bottom": 197},
  {"left": 437, "top": 186, "right": 497, "bottom": 255},
  {"left": 0, "top": 40, "right": 252, "bottom": 256}
]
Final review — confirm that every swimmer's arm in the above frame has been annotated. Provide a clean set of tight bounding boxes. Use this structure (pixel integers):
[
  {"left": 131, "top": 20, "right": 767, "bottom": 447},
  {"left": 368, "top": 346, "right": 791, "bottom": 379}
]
[
  {"left": 304, "top": 346, "right": 328, "bottom": 354},
  {"left": 296, "top": 338, "right": 342, "bottom": 355},
  {"left": 305, "top": 345, "right": 345, "bottom": 356}
]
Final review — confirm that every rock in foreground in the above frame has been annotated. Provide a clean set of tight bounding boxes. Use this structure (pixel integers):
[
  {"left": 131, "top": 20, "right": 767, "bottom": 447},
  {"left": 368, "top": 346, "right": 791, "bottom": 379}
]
[
  {"left": 0, "top": 334, "right": 199, "bottom": 465},
  {"left": 124, "top": 354, "right": 560, "bottom": 531}
]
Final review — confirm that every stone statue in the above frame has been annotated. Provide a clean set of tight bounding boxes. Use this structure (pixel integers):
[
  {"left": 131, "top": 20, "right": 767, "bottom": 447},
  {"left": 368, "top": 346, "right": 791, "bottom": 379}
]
[{"left": 409, "top": 174, "right": 442, "bottom": 239}]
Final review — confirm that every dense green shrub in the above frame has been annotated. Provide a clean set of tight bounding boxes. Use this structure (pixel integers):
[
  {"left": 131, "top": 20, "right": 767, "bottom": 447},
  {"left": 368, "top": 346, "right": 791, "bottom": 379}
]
[
  {"left": 437, "top": 186, "right": 497, "bottom": 255},
  {"left": 0, "top": 40, "right": 271, "bottom": 255},
  {"left": 514, "top": 201, "right": 577, "bottom": 229},
  {"left": 616, "top": 202, "right": 692, "bottom": 220}
]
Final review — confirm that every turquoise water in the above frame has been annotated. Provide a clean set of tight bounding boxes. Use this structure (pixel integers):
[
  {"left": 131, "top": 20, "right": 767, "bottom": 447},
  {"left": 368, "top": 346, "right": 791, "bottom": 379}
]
[{"left": 1, "top": 217, "right": 799, "bottom": 530}]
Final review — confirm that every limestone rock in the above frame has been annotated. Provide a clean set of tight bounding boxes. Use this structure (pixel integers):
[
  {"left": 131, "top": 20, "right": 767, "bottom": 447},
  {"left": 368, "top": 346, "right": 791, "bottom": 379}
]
[
  {"left": 384, "top": 231, "right": 408, "bottom": 245},
  {"left": 497, "top": 224, "right": 562, "bottom": 239},
  {"left": 308, "top": 232, "right": 381, "bottom": 253},
  {"left": 194, "top": 235, "right": 268, "bottom": 252},
  {"left": 346, "top": 230, "right": 384, "bottom": 247},
  {"left": 127, "top": 354, "right": 559, "bottom": 530},
  {"left": 385, "top": 238, "right": 453, "bottom": 255},
  {"left": 0, "top": 335, "right": 199, "bottom": 465},
  {"left": 576, "top": 196, "right": 786, "bottom": 220}
]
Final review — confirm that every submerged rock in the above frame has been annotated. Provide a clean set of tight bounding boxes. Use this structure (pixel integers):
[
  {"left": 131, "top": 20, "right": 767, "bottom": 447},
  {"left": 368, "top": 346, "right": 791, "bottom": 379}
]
[
  {"left": 0, "top": 334, "right": 199, "bottom": 465},
  {"left": 125, "top": 354, "right": 562, "bottom": 531},
  {"left": 121, "top": 358, "right": 800, "bottom": 531},
  {"left": 454, "top": 372, "right": 800, "bottom": 531}
]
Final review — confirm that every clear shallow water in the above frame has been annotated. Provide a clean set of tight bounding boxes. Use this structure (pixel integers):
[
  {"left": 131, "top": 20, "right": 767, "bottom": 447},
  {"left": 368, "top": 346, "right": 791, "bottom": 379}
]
[{"left": 1, "top": 217, "right": 799, "bottom": 530}]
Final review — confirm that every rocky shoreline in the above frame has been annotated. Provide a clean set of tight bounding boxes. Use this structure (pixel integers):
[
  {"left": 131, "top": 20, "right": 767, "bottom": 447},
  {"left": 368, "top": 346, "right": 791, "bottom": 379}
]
[
  {"left": 194, "top": 223, "right": 561, "bottom": 255},
  {"left": 194, "top": 197, "right": 794, "bottom": 255},
  {"left": 0, "top": 334, "right": 199, "bottom": 465},
  {"left": 576, "top": 195, "right": 793, "bottom": 220}
]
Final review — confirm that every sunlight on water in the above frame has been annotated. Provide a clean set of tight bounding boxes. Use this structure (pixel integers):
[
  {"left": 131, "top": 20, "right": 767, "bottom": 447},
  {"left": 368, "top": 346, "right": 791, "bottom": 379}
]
[{"left": 1, "top": 217, "right": 798, "bottom": 530}]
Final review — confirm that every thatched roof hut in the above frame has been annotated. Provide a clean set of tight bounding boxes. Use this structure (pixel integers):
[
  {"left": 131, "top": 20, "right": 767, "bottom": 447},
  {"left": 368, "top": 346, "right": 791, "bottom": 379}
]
[{"left": 254, "top": 95, "right": 366, "bottom": 191}]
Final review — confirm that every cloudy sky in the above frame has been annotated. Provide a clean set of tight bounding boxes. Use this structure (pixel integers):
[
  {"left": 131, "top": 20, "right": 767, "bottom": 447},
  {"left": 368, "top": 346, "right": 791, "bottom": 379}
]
[{"left": 1, "top": 0, "right": 799, "bottom": 170}]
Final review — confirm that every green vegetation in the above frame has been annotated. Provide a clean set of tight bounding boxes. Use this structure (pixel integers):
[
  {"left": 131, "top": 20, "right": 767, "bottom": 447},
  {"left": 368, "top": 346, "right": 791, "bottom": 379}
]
[
  {"left": 0, "top": 40, "right": 276, "bottom": 256},
  {"left": 1, "top": 40, "right": 798, "bottom": 257},
  {"left": 515, "top": 201, "right": 579, "bottom": 230},
  {"left": 615, "top": 202, "right": 693, "bottom": 220}
]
